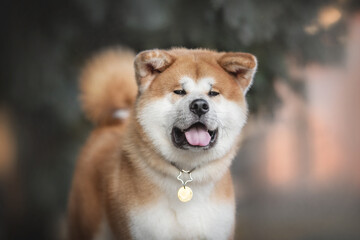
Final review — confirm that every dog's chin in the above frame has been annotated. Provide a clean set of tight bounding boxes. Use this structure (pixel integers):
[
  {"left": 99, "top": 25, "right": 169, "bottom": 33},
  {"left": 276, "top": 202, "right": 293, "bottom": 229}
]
[{"left": 171, "top": 122, "right": 218, "bottom": 150}]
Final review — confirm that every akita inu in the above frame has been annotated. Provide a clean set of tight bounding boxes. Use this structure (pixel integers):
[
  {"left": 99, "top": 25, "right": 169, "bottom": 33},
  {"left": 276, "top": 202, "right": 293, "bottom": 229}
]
[{"left": 68, "top": 47, "right": 257, "bottom": 240}]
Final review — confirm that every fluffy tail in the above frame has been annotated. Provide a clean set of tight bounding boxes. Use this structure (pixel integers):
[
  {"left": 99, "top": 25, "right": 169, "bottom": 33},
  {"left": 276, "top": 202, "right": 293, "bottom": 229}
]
[{"left": 79, "top": 47, "right": 138, "bottom": 126}]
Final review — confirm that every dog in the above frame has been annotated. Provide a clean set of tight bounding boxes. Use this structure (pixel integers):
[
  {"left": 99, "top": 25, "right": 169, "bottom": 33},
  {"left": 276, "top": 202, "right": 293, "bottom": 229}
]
[{"left": 67, "top": 47, "right": 257, "bottom": 240}]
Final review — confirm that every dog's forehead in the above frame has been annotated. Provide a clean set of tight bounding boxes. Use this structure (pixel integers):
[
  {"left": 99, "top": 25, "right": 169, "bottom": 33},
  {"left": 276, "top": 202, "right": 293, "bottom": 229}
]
[
  {"left": 180, "top": 76, "right": 214, "bottom": 92},
  {"left": 167, "top": 54, "right": 226, "bottom": 89}
]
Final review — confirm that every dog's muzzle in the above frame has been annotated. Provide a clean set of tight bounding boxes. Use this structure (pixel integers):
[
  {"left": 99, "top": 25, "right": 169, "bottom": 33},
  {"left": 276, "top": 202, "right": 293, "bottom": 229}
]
[{"left": 171, "top": 99, "right": 218, "bottom": 150}]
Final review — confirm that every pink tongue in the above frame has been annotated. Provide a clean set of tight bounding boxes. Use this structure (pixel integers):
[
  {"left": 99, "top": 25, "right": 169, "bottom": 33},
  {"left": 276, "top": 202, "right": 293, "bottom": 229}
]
[{"left": 184, "top": 126, "right": 211, "bottom": 147}]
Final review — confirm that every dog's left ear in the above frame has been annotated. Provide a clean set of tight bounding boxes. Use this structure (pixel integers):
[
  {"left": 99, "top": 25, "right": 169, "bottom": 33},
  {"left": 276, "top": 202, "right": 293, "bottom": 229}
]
[
  {"left": 134, "top": 49, "right": 174, "bottom": 93},
  {"left": 218, "top": 52, "right": 257, "bottom": 94}
]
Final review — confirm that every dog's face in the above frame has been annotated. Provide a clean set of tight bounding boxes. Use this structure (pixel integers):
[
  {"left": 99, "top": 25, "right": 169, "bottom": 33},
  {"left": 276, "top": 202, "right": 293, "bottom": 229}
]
[{"left": 134, "top": 48, "right": 257, "bottom": 168}]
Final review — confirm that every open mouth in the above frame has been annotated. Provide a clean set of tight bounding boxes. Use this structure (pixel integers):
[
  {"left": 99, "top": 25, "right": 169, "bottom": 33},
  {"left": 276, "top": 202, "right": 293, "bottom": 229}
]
[{"left": 171, "top": 122, "right": 218, "bottom": 149}]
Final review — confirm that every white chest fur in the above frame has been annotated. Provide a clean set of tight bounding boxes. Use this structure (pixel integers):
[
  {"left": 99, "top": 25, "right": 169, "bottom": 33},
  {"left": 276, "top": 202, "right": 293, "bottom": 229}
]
[{"left": 129, "top": 185, "right": 235, "bottom": 240}]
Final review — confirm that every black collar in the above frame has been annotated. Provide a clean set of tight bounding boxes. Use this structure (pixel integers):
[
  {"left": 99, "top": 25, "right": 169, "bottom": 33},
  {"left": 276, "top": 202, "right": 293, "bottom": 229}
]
[{"left": 170, "top": 162, "right": 196, "bottom": 173}]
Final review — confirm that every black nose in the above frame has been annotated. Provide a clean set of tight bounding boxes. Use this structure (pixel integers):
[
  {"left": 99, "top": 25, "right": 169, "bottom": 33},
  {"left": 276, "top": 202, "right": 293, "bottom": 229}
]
[{"left": 190, "top": 99, "right": 209, "bottom": 117}]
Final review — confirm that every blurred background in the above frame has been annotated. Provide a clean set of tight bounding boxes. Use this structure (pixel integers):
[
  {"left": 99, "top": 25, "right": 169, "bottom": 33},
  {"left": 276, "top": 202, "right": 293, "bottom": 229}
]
[{"left": 0, "top": 0, "right": 359, "bottom": 239}]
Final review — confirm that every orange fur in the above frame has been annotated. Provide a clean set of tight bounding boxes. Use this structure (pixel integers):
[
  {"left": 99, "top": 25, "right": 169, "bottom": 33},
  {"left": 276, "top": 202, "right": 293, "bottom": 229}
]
[
  {"left": 79, "top": 47, "right": 137, "bottom": 126},
  {"left": 68, "top": 48, "right": 257, "bottom": 239}
]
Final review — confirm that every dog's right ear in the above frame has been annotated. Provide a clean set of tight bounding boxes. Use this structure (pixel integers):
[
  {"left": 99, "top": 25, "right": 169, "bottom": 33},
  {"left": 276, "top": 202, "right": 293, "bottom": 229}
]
[{"left": 134, "top": 49, "right": 174, "bottom": 93}]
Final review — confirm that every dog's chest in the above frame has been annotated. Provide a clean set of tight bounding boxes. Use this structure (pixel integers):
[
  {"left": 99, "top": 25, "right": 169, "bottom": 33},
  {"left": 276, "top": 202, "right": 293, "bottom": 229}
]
[{"left": 129, "top": 195, "right": 234, "bottom": 240}]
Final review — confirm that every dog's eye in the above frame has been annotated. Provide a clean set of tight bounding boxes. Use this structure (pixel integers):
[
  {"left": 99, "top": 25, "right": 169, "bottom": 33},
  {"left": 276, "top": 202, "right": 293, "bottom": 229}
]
[
  {"left": 173, "top": 90, "right": 187, "bottom": 95},
  {"left": 208, "top": 91, "right": 219, "bottom": 97}
]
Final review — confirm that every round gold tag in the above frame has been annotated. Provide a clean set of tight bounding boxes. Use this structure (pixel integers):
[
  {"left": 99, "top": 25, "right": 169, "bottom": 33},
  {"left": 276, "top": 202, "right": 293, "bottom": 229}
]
[{"left": 177, "top": 186, "right": 193, "bottom": 202}]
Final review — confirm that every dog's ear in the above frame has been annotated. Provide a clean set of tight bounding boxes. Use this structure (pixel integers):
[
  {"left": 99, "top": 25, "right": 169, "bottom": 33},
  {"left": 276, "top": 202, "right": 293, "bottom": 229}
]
[
  {"left": 134, "top": 49, "right": 174, "bottom": 93},
  {"left": 218, "top": 52, "right": 257, "bottom": 94}
]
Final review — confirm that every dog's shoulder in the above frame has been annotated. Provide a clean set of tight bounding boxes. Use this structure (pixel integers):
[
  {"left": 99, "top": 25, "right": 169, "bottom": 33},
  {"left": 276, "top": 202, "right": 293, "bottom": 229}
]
[{"left": 67, "top": 126, "right": 126, "bottom": 239}]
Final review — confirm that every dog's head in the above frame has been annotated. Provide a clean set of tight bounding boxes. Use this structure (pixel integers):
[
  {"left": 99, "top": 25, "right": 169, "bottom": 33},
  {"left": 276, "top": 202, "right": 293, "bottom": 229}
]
[{"left": 134, "top": 48, "right": 257, "bottom": 168}]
